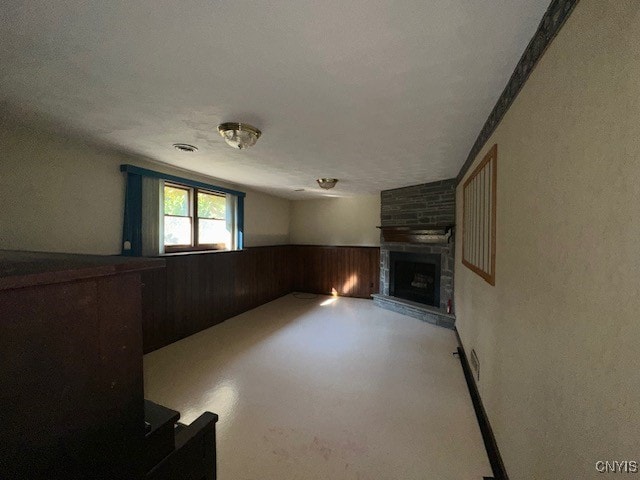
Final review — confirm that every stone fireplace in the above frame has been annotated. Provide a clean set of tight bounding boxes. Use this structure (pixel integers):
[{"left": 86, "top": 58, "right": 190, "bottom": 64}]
[{"left": 372, "top": 179, "right": 456, "bottom": 329}]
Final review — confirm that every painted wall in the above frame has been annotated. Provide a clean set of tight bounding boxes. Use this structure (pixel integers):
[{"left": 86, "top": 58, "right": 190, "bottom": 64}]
[
  {"left": 454, "top": 3, "right": 640, "bottom": 479},
  {"left": 243, "top": 190, "right": 290, "bottom": 247},
  {"left": 289, "top": 196, "right": 380, "bottom": 246},
  {"left": 0, "top": 118, "right": 291, "bottom": 255}
]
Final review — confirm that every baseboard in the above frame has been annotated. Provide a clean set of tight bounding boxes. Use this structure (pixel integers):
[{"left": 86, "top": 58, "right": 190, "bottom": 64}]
[{"left": 454, "top": 328, "right": 509, "bottom": 480}]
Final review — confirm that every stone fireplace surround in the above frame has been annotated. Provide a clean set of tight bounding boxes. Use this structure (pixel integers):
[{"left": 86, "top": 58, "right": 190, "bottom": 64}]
[{"left": 373, "top": 179, "right": 456, "bottom": 329}]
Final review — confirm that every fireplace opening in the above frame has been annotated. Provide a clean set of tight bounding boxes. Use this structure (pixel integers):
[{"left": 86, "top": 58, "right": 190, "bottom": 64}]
[{"left": 389, "top": 252, "right": 441, "bottom": 308}]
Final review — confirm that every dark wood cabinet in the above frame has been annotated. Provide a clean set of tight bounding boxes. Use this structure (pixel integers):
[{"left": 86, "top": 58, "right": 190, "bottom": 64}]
[{"left": 0, "top": 251, "right": 163, "bottom": 479}]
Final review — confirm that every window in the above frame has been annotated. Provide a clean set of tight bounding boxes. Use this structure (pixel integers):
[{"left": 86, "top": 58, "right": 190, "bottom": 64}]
[
  {"left": 120, "top": 164, "right": 245, "bottom": 257},
  {"left": 163, "top": 183, "right": 231, "bottom": 252},
  {"left": 462, "top": 144, "right": 497, "bottom": 285}
]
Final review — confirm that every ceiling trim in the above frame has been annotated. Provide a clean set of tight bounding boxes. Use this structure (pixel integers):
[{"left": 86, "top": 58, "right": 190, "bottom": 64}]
[{"left": 456, "top": 0, "right": 580, "bottom": 185}]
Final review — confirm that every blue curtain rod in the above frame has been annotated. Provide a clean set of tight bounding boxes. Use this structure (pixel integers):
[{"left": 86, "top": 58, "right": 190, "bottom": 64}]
[{"left": 120, "top": 164, "right": 246, "bottom": 198}]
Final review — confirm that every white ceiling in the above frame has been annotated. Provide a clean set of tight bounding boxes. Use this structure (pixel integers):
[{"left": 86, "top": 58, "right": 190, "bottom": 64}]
[{"left": 0, "top": 0, "right": 549, "bottom": 199}]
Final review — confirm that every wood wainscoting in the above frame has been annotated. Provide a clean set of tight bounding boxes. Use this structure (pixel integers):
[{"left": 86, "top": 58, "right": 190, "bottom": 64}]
[
  {"left": 291, "top": 245, "right": 380, "bottom": 299},
  {"left": 141, "top": 245, "right": 380, "bottom": 353},
  {"left": 141, "top": 246, "right": 292, "bottom": 353}
]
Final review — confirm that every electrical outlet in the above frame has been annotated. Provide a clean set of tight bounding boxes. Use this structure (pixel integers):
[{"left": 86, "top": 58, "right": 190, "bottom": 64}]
[{"left": 470, "top": 349, "right": 480, "bottom": 382}]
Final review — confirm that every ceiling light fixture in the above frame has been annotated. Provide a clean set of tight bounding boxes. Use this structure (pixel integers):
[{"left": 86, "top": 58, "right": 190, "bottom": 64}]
[
  {"left": 173, "top": 143, "right": 198, "bottom": 152},
  {"left": 317, "top": 178, "right": 339, "bottom": 190},
  {"left": 217, "top": 122, "right": 261, "bottom": 149}
]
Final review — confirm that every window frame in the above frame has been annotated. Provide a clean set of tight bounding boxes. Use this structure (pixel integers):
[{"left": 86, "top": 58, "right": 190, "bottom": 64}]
[
  {"left": 163, "top": 182, "right": 230, "bottom": 253},
  {"left": 120, "top": 164, "right": 245, "bottom": 257},
  {"left": 462, "top": 144, "right": 497, "bottom": 285}
]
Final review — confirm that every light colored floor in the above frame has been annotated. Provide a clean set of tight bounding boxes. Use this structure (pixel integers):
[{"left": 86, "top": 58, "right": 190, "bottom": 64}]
[{"left": 144, "top": 294, "right": 492, "bottom": 480}]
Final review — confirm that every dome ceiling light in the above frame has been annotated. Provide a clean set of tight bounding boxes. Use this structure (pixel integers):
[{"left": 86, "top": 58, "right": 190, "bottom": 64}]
[
  {"left": 217, "top": 122, "right": 261, "bottom": 149},
  {"left": 317, "top": 178, "right": 339, "bottom": 190}
]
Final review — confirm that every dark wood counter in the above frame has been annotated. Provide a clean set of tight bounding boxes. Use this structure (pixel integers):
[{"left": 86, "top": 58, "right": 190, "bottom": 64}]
[{"left": 0, "top": 250, "right": 163, "bottom": 290}]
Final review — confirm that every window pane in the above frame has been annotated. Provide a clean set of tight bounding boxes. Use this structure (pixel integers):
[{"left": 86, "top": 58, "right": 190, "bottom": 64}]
[
  {"left": 164, "top": 216, "right": 192, "bottom": 245},
  {"left": 199, "top": 218, "right": 230, "bottom": 247},
  {"left": 164, "top": 186, "right": 189, "bottom": 216},
  {"left": 198, "top": 192, "right": 225, "bottom": 219}
]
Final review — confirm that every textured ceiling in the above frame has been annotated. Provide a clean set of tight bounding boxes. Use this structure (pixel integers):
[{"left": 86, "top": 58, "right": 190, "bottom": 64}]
[{"left": 0, "top": 0, "right": 549, "bottom": 198}]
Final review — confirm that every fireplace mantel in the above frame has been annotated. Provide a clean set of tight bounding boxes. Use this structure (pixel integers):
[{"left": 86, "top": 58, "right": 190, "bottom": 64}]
[{"left": 377, "top": 225, "right": 454, "bottom": 244}]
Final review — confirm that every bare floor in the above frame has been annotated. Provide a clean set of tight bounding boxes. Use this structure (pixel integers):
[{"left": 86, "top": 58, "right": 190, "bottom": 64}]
[{"left": 144, "top": 294, "right": 491, "bottom": 480}]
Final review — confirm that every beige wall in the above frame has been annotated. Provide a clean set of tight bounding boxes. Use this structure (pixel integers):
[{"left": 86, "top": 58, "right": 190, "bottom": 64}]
[
  {"left": 454, "top": 2, "right": 640, "bottom": 479},
  {"left": 243, "top": 190, "right": 290, "bottom": 247},
  {"left": 289, "top": 196, "right": 380, "bottom": 246},
  {"left": 0, "top": 119, "right": 291, "bottom": 254}
]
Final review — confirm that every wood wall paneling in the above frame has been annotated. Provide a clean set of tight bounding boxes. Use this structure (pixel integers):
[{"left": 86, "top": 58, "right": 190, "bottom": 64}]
[
  {"left": 291, "top": 246, "right": 380, "bottom": 298},
  {"left": 141, "top": 246, "right": 379, "bottom": 353},
  {"left": 297, "top": 245, "right": 379, "bottom": 299},
  {"left": 142, "top": 246, "right": 295, "bottom": 352},
  {"left": 141, "top": 267, "right": 168, "bottom": 354}
]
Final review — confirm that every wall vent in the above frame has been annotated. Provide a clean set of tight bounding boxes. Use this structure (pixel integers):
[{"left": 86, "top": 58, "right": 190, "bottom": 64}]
[{"left": 470, "top": 349, "right": 480, "bottom": 382}]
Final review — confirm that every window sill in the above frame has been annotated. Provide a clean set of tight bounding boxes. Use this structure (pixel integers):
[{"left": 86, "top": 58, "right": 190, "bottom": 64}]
[{"left": 159, "top": 249, "right": 243, "bottom": 257}]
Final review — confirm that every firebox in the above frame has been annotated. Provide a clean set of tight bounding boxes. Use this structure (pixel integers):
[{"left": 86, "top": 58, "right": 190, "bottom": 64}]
[{"left": 389, "top": 252, "right": 441, "bottom": 308}]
